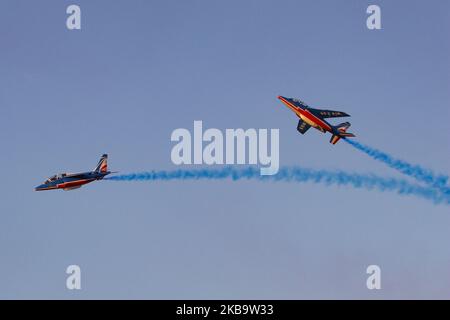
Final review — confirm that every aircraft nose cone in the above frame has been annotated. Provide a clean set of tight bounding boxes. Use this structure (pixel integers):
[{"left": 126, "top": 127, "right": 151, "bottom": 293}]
[
  {"left": 35, "top": 184, "right": 45, "bottom": 191},
  {"left": 278, "top": 96, "right": 291, "bottom": 104}
]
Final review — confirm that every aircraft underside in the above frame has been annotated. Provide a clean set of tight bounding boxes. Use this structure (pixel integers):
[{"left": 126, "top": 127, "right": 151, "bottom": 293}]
[{"left": 298, "top": 114, "right": 326, "bottom": 133}]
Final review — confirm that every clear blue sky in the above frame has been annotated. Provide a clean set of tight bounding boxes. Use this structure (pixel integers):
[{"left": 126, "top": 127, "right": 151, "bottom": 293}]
[{"left": 0, "top": 0, "right": 449, "bottom": 299}]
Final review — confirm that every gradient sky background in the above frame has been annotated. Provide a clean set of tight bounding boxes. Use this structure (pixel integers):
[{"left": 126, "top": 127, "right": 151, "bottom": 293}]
[{"left": 0, "top": 0, "right": 449, "bottom": 299}]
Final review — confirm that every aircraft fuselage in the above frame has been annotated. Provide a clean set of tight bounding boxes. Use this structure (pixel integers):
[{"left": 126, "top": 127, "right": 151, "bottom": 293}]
[
  {"left": 278, "top": 96, "right": 332, "bottom": 133},
  {"left": 35, "top": 171, "right": 111, "bottom": 191}
]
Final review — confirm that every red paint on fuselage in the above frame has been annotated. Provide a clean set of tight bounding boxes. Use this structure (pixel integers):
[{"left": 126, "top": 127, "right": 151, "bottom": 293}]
[{"left": 56, "top": 178, "right": 95, "bottom": 189}]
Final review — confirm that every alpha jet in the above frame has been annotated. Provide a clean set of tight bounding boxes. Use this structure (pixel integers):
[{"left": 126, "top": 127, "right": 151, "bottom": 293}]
[
  {"left": 35, "top": 154, "right": 114, "bottom": 191},
  {"left": 278, "top": 96, "right": 355, "bottom": 144}
]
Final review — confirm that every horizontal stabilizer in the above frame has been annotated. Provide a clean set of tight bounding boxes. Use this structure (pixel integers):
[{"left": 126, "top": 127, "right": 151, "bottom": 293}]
[{"left": 340, "top": 132, "right": 355, "bottom": 137}]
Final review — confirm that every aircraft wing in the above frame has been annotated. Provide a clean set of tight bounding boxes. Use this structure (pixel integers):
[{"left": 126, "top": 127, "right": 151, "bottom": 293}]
[
  {"left": 297, "top": 119, "right": 311, "bottom": 134},
  {"left": 309, "top": 108, "right": 350, "bottom": 118}
]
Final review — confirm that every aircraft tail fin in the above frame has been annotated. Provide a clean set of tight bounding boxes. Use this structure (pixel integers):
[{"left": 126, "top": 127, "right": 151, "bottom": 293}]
[
  {"left": 94, "top": 154, "right": 108, "bottom": 173},
  {"left": 330, "top": 122, "right": 355, "bottom": 144}
]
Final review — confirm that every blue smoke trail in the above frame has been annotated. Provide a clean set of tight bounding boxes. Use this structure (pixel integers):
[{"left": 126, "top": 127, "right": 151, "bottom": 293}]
[
  {"left": 344, "top": 139, "right": 450, "bottom": 196},
  {"left": 105, "top": 167, "right": 449, "bottom": 205}
]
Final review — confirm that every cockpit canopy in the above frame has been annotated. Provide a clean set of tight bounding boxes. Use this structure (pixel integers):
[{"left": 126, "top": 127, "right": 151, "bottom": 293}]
[
  {"left": 291, "top": 98, "right": 308, "bottom": 106},
  {"left": 44, "top": 173, "right": 68, "bottom": 184}
]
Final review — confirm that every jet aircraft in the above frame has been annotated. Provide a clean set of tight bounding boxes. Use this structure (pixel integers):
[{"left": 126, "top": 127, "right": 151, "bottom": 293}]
[
  {"left": 278, "top": 96, "right": 355, "bottom": 144},
  {"left": 35, "top": 154, "right": 114, "bottom": 191}
]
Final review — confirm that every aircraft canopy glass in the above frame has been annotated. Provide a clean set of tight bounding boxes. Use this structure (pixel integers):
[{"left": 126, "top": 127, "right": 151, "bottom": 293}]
[
  {"left": 292, "top": 98, "right": 307, "bottom": 105},
  {"left": 44, "top": 173, "right": 67, "bottom": 184}
]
